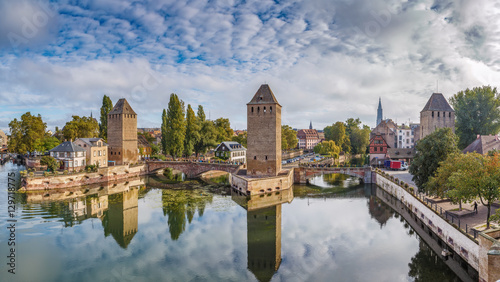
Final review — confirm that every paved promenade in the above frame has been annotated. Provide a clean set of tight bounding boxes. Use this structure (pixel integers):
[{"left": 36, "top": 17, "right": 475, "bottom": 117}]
[{"left": 384, "top": 169, "right": 499, "bottom": 236}]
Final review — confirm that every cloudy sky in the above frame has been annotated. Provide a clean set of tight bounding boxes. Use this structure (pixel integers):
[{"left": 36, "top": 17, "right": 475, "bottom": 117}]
[{"left": 0, "top": 0, "right": 499, "bottom": 132}]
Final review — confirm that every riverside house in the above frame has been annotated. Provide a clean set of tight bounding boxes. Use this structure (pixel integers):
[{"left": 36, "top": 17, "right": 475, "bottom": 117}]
[{"left": 49, "top": 141, "right": 87, "bottom": 171}]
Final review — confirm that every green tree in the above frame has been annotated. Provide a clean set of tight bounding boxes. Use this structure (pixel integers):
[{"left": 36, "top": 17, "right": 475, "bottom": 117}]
[
  {"left": 40, "top": 155, "right": 59, "bottom": 172},
  {"left": 184, "top": 104, "right": 200, "bottom": 157},
  {"left": 214, "top": 117, "right": 233, "bottom": 143},
  {"left": 164, "top": 94, "right": 185, "bottom": 159},
  {"left": 448, "top": 153, "right": 500, "bottom": 229},
  {"left": 8, "top": 112, "right": 46, "bottom": 154},
  {"left": 161, "top": 109, "right": 167, "bottom": 155},
  {"left": 349, "top": 125, "right": 370, "bottom": 155},
  {"left": 231, "top": 131, "right": 247, "bottom": 147},
  {"left": 194, "top": 106, "right": 217, "bottom": 157},
  {"left": 330, "top": 122, "right": 346, "bottom": 151},
  {"left": 99, "top": 95, "right": 113, "bottom": 141},
  {"left": 151, "top": 144, "right": 160, "bottom": 156},
  {"left": 281, "top": 125, "right": 297, "bottom": 151},
  {"left": 62, "top": 116, "right": 99, "bottom": 141},
  {"left": 450, "top": 86, "right": 500, "bottom": 149},
  {"left": 39, "top": 136, "right": 60, "bottom": 152},
  {"left": 345, "top": 118, "right": 362, "bottom": 136},
  {"left": 409, "top": 128, "right": 459, "bottom": 192}
]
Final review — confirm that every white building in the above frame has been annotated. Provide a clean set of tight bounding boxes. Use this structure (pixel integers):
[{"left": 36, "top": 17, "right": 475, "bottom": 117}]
[
  {"left": 214, "top": 141, "right": 247, "bottom": 163},
  {"left": 397, "top": 125, "right": 416, "bottom": 148},
  {"left": 49, "top": 141, "right": 87, "bottom": 171}
]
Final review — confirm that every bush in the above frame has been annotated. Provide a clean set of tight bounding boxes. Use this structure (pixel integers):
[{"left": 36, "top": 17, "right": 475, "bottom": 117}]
[
  {"left": 40, "top": 155, "right": 58, "bottom": 172},
  {"left": 43, "top": 171, "right": 50, "bottom": 177},
  {"left": 152, "top": 154, "right": 166, "bottom": 161},
  {"left": 28, "top": 172, "right": 34, "bottom": 177},
  {"left": 404, "top": 183, "right": 409, "bottom": 189},
  {"left": 85, "top": 164, "right": 98, "bottom": 173},
  {"left": 63, "top": 170, "right": 68, "bottom": 175}
]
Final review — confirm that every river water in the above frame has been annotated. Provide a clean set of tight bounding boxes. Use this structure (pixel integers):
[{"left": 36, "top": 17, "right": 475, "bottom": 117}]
[{"left": 0, "top": 162, "right": 472, "bottom": 281}]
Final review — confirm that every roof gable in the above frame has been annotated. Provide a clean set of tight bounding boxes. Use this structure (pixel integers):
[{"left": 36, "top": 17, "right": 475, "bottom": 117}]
[
  {"left": 109, "top": 98, "right": 137, "bottom": 115},
  {"left": 247, "top": 84, "right": 281, "bottom": 106},
  {"left": 50, "top": 141, "right": 87, "bottom": 152},
  {"left": 463, "top": 135, "right": 500, "bottom": 154},
  {"left": 421, "top": 93, "right": 454, "bottom": 112},
  {"left": 215, "top": 141, "right": 246, "bottom": 151}
]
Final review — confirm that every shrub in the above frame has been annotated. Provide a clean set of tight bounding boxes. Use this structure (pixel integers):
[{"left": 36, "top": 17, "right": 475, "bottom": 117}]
[
  {"left": 63, "top": 170, "right": 68, "bottom": 175},
  {"left": 29, "top": 172, "right": 34, "bottom": 177},
  {"left": 405, "top": 183, "right": 409, "bottom": 189},
  {"left": 43, "top": 171, "right": 50, "bottom": 177}
]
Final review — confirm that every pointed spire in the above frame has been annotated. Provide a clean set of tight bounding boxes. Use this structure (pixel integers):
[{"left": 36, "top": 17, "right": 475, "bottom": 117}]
[
  {"left": 376, "top": 97, "right": 383, "bottom": 126},
  {"left": 247, "top": 84, "right": 280, "bottom": 106},
  {"left": 309, "top": 121, "right": 313, "bottom": 130},
  {"left": 90, "top": 111, "right": 93, "bottom": 119}
]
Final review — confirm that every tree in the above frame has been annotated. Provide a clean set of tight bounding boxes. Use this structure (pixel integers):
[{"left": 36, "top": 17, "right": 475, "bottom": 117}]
[
  {"left": 62, "top": 116, "right": 99, "bottom": 141},
  {"left": 349, "top": 125, "right": 370, "bottom": 155},
  {"left": 345, "top": 118, "right": 362, "bottom": 136},
  {"left": 38, "top": 136, "right": 60, "bottom": 152},
  {"left": 8, "top": 112, "right": 46, "bottom": 154},
  {"left": 450, "top": 86, "right": 500, "bottom": 149},
  {"left": 164, "top": 94, "right": 185, "bottom": 159},
  {"left": 184, "top": 104, "right": 200, "bottom": 157},
  {"left": 409, "top": 128, "right": 459, "bottom": 192},
  {"left": 231, "top": 131, "right": 247, "bottom": 147},
  {"left": 40, "top": 155, "right": 59, "bottom": 172},
  {"left": 214, "top": 117, "right": 233, "bottom": 143},
  {"left": 194, "top": 106, "right": 217, "bottom": 157},
  {"left": 329, "top": 122, "right": 345, "bottom": 147},
  {"left": 161, "top": 109, "right": 167, "bottom": 155},
  {"left": 99, "top": 95, "right": 113, "bottom": 141},
  {"left": 427, "top": 153, "right": 476, "bottom": 210},
  {"left": 282, "top": 125, "right": 297, "bottom": 151}
]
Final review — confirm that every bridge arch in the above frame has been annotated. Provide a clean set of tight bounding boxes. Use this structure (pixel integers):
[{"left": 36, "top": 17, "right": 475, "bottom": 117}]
[{"left": 146, "top": 161, "right": 243, "bottom": 178}]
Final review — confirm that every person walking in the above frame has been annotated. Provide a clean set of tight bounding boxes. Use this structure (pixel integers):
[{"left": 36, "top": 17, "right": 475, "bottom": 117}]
[{"left": 473, "top": 202, "right": 478, "bottom": 213}]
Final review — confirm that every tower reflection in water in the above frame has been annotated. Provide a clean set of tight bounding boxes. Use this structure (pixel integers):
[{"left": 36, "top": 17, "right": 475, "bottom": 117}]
[
  {"left": 232, "top": 188, "right": 294, "bottom": 282},
  {"left": 24, "top": 177, "right": 145, "bottom": 249}
]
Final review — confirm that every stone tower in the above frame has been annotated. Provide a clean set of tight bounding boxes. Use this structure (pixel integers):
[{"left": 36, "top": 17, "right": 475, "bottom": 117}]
[
  {"left": 376, "top": 97, "right": 383, "bottom": 126},
  {"left": 107, "top": 98, "right": 138, "bottom": 165},
  {"left": 419, "top": 93, "right": 455, "bottom": 140},
  {"left": 247, "top": 84, "right": 282, "bottom": 176}
]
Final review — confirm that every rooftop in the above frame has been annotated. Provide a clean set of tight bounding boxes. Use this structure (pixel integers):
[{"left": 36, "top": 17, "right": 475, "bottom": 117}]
[
  {"left": 50, "top": 141, "right": 87, "bottom": 152},
  {"left": 421, "top": 93, "right": 454, "bottom": 112},
  {"left": 247, "top": 84, "right": 281, "bottom": 106},
  {"left": 109, "top": 98, "right": 137, "bottom": 115},
  {"left": 463, "top": 135, "right": 500, "bottom": 155}
]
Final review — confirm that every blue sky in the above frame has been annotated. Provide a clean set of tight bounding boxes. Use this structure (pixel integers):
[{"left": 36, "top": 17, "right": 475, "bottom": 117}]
[{"left": 0, "top": 0, "right": 499, "bottom": 133}]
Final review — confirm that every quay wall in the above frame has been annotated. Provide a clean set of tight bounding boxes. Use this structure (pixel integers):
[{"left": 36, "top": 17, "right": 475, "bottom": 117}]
[
  {"left": 376, "top": 173, "right": 479, "bottom": 271},
  {"left": 231, "top": 169, "right": 294, "bottom": 195},
  {"left": 22, "top": 164, "right": 147, "bottom": 190}
]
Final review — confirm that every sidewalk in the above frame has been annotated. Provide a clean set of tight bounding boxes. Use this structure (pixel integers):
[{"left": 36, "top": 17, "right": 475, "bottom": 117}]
[{"left": 383, "top": 169, "right": 499, "bottom": 236}]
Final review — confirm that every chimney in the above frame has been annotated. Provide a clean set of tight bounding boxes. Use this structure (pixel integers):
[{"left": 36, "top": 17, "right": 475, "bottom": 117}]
[{"left": 477, "top": 135, "right": 480, "bottom": 139}]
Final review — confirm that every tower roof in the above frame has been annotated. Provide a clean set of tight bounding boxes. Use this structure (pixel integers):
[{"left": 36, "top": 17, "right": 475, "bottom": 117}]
[
  {"left": 109, "top": 98, "right": 137, "bottom": 115},
  {"left": 420, "top": 93, "right": 454, "bottom": 113},
  {"left": 247, "top": 84, "right": 281, "bottom": 106}
]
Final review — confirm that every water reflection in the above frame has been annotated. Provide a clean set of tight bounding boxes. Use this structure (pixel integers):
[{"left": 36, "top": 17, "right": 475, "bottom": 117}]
[
  {"left": 23, "top": 177, "right": 146, "bottom": 248},
  {"left": 368, "top": 195, "right": 395, "bottom": 228},
  {"left": 232, "top": 188, "right": 293, "bottom": 282},
  {"left": 161, "top": 189, "right": 213, "bottom": 240}
]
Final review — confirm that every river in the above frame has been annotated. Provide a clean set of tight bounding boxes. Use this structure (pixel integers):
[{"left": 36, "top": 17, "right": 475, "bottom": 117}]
[{"left": 0, "top": 162, "right": 472, "bottom": 281}]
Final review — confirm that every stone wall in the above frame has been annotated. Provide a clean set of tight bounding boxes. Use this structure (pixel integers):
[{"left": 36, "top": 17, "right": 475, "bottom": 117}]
[
  {"left": 231, "top": 169, "right": 293, "bottom": 195},
  {"left": 420, "top": 110, "right": 455, "bottom": 139},
  {"left": 146, "top": 161, "right": 242, "bottom": 178},
  {"left": 478, "top": 229, "right": 500, "bottom": 282},
  {"left": 22, "top": 164, "right": 147, "bottom": 190},
  {"left": 376, "top": 174, "right": 479, "bottom": 270}
]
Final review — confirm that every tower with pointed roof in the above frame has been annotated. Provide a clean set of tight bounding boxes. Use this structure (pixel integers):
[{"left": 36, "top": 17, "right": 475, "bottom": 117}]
[
  {"left": 247, "top": 84, "right": 282, "bottom": 176},
  {"left": 107, "top": 98, "right": 138, "bottom": 165},
  {"left": 376, "top": 97, "right": 383, "bottom": 126},
  {"left": 309, "top": 121, "right": 313, "bottom": 129},
  {"left": 419, "top": 93, "right": 455, "bottom": 139}
]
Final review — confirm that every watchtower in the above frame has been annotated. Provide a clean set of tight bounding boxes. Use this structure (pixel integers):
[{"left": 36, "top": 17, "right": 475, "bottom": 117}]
[
  {"left": 107, "top": 98, "right": 138, "bottom": 165},
  {"left": 247, "top": 84, "right": 282, "bottom": 176},
  {"left": 419, "top": 93, "right": 455, "bottom": 140}
]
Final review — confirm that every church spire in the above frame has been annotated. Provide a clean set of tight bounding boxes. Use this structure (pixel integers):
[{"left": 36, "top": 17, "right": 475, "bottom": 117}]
[
  {"left": 309, "top": 121, "right": 313, "bottom": 130},
  {"left": 376, "top": 97, "right": 383, "bottom": 126}
]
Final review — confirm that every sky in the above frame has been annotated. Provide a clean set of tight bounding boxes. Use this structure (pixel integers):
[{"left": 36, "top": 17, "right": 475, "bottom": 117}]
[{"left": 0, "top": 0, "right": 499, "bottom": 133}]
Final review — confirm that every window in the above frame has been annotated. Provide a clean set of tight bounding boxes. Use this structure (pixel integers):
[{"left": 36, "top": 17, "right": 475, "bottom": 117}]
[
  {"left": 264, "top": 106, "right": 266, "bottom": 113},
  {"left": 98, "top": 151, "right": 101, "bottom": 156},
  {"left": 432, "top": 111, "right": 434, "bottom": 117},
  {"left": 270, "top": 106, "right": 272, "bottom": 113},
  {"left": 75, "top": 160, "right": 78, "bottom": 166},
  {"left": 449, "top": 112, "right": 451, "bottom": 118},
  {"left": 254, "top": 156, "right": 256, "bottom": 160},
  {"left": 258, "top": 107, "right": 260, "bottom": 113},
  {"left": 94, "top": 151, "right": 96, "bottom": 157},
  {"left": 251, "top": 107, "right": 254, "bottom": 113},
  {"left": 438, "top": 112, "right": 440, "bottom": 117},
  {"left": 374, "top": 147, "right": 377, "bottom": 152},
  {"left": 265, "top": 156, "right": 268, "bottom": 160}
]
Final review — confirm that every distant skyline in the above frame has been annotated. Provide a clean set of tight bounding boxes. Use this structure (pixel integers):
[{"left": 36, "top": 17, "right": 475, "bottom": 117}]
[{"left": 0, "top": 0, "right": 499, "bottom": 133}]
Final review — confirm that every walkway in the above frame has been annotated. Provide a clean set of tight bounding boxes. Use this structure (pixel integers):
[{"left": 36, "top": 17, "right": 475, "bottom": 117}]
[{"left": 384, "top": 169, "right": 499, "bottom": 237}]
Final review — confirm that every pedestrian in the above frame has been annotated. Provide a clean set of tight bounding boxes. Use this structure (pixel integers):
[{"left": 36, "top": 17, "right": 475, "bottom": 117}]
[{"left": 474, "top": 202, "right": 478, "bottom": 213}]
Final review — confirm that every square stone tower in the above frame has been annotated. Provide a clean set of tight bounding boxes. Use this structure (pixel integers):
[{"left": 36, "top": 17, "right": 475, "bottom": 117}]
[
  {"left": 247, "top": 84, "right": 282, "bottom": 176},
  {"left": 107, "top": 98, "right": 138, "bottom": 165},
  {"left": 419, "top": 93, "right": 455, "bottom": 140}
]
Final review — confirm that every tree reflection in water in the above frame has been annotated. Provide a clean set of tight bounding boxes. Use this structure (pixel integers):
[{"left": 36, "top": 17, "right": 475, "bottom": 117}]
[
  {"left": 161, "top": 189, "right": 213, "bottom": 240},
  {"left": 408, "top": 241, "right": 461, "bottom": 282}
]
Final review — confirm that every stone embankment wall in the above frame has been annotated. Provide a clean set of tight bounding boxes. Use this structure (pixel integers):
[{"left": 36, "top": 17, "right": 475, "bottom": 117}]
[
  {"left": 376, "top": 173, "right": 479, "bottom": 271},
  {"left": 231, "top": 169, "right": 293, "bottom": 195},
  {"left": 22, "top": 164, "right": 147, "bottom": 190}
]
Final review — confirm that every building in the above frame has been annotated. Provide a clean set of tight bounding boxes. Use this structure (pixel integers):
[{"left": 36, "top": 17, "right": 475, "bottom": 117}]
[
  {"left": 297, "top": 129, "right": 321, "bottom": 150},
  {"left": 214, "top": 141, "right": 247, "bottom": 163},
  {"left": 386, "top": 148, "right": 415, "bottom": 164},
  {"left": 376, "top": 97, "right": 383, "bottom": 126},
  {"left": 137, "top": 134, "right": 152, "bottom": 160},
  {"left": 463, "top": 135, "right": 500, "bottom": 155},
  {"left": 107, "top": 98, "right": 138, "bottom": 165},
  {"left": 419, "top": 93, "right": 455, "bottom": 140},
  {"left": 246, "top": 84, "right": 282, "bottom": 176},
  {"left": 369, "top": 134, "right": 390, "bottom": 166},
  {"left": 396, "top": 124, "right": 417, "bottom": 148},
  {"left": 49, "top": 141, "right": 87, "bottom": 171},
  {"left": 0, "top": 129, "right": 7, "bottom": 147},
  {"left": 370, "top": 119, "right": 397, "bottom": 148},
  {"left": 74, "top": 138, "right": 108, "bottom": 168}
]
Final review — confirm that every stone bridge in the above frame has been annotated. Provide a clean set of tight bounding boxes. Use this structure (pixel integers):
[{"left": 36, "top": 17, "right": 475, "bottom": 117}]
[
  {"left": 293, "top": 166, "right": 373, "bottom": 184},
  {"left": 146, "top": 161, "right": 243, "bottom": 178}
]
